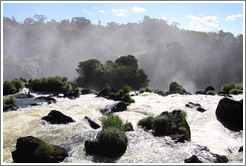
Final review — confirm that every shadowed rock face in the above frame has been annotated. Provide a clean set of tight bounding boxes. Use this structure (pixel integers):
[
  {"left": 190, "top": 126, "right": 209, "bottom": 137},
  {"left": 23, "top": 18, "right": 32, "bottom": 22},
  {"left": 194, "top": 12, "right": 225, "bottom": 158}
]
[
  {"left": 41, "top": 110, "right": 75, "bottom": 124},
  {"left": 12, "top": 136, "right": 68, "bottom": 163},
  {"left": 100, "top": 101, "right": 127, "bottom": 115},
  {"left": 215, "top": 98, "right": 243, "bottom": 131},
  {"left": 84, "top": 116, "right": 101, "bottom": 129}
]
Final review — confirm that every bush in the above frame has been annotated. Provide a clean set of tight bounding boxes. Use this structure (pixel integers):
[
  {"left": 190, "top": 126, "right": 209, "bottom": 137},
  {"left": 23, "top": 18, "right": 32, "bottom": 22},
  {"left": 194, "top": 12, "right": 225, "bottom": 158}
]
[
  {"left": 30, "top": 76, "right": 72, "bottom": 92},
  {"left": 169, "top": 81, "right": 187, "bottom": 94},
  {"left": 97, "top": 127, "right": 127, "bottom": 145},
  {"left": 234, "top": 82, "right": 243, "bottom": 90},
  {"left": 100, "top": 114, "right": 124, "bottom": 130},
  {"left": 206, "top": 90, "right": 216, "bottom": 95},
  {"left": 3, "top": 81, "right": 17, "bottom": 95},
  {"left": 229, "top": 88, "right": 240, "bottom": 95},
  {"left": 3, "top": 96, "right": 17, "bottom": 105},
  {"left": 11, "top": 79, "right": 24, "bottom": 91},
  {"left": 138, "top": 116, "right": 154, "bottom": 130},
  {"left": 138, "top": 110, "right": 191, "bottom": 141},
  {"left": 122, "top": 122, "right": 133, "bottom": 132},
  {"left": 220, "top": 83, "right": 235, "bottom": 94}
]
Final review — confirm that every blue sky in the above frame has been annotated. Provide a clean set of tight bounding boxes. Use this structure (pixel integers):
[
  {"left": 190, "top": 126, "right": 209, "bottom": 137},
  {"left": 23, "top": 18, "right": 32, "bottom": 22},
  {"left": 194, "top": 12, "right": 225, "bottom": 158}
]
[{"left": 2, "top": 1, "right": 244, "bottom": 35}]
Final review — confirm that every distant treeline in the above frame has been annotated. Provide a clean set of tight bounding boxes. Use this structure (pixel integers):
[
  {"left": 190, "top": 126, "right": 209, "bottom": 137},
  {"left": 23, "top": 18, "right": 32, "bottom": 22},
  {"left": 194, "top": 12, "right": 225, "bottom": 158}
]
[{"left": 3, "top": 15, "right": 243, "bottom": 92}]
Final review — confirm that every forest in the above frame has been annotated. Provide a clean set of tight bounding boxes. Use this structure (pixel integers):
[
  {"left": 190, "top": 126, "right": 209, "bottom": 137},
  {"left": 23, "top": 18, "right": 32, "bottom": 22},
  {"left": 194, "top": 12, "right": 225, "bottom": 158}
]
[{"left": 3, "top": 15, "right": 243, "bottom": 92}]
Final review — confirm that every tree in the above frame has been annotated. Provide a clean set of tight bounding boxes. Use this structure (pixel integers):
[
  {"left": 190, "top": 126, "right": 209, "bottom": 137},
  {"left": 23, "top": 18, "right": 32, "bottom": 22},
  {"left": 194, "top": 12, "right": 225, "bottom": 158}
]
[{"left": 115, "top": 55, "right": 138, "bottom": 68}]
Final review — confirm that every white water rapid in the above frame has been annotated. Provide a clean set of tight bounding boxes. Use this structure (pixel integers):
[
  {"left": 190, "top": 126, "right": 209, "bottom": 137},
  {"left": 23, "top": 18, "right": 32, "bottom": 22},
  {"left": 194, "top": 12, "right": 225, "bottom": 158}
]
[{"left": 2, "top": 92, "right": 244, "bottom": 163}]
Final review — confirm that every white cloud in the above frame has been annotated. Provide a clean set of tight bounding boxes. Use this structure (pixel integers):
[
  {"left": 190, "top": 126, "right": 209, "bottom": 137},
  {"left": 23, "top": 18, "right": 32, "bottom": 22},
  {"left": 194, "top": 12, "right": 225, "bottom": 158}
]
[
  {"left": 131, "top": 7, "right": 146, "bottom": 13},
  {"left": 161, "top": 17, "right": 168, "bottom": 21},
  {"left": 225, "top": 13, "right": 242, "bottom": 21},
  {"left": 187, "top": 15, "right": 220, "bottom": 32},
  {"left": 112, "top": 9, "right": 128, "bottom": 16},
  {"left": 82, "top": 9, "right": 93, "bottom": 15},
  {"left": 98, "top": 10, "right": 106, "bottom": 14}
]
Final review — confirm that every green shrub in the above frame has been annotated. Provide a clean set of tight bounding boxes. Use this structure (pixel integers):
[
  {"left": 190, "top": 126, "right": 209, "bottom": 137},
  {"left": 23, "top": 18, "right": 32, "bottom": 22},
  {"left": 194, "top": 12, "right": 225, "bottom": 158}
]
[
  {"left": 100, "top": 114, "right": 124, "bottom": 130},
  {"left": 138, "top": 116, "right": 154, "bottom": 130},
  {"left": 169, "top": 81, "right": 187, "bottom": 94},
  {"left": 206, "top": 90, "right": 216, "bottom": 95},
  {"left": 229, "top": 88, "right": 240, "bottom": 95},
  {"left": 234, "top": 82, "right": 243, "bottom": 90},
  {"left": 3, "top": 81, "right": 17, "bottom": 95},
  {"left": 139, "top": 87, "right": 153, "bottom": 93},
  {"left": 153, "top": 89, "right": 165, "bottom": 96},
  {"left": 11, "top": 79, "right": 24, "bottom": 91},
  {"left": 122, "top": 122, "right": 133, "bottom": 132},
  {"left": 220, "top": 83, "right": 235, "bottom": 94},
  {"left": 3, "top": 96, "right": 17, "bottom": 105},
  {"left": 74, "top": 87, "right": 83, "bottom": 93},
  {"left": 122, "top": 93, "right": 135, "bottom": 103},
  {"left": 98, "top": 127, "right": 127, "bottom": 144},
  {"left": 123, "top": 85, "right": 132, "bottom": 93}
]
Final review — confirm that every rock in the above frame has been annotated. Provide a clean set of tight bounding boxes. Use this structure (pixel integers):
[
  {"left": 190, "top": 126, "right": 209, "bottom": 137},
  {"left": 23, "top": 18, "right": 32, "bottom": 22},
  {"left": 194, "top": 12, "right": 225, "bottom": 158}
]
[
  {"left": 205, "top": 86, "right": 215, "bottom": 92},
  {"left": 84, "top": 116, "right": 101, "bottom": 129},
  {"left": 171, "top": 134, "right": 186, "bottom": 143},
  {"left": 212, "top": 153, "right": 228, "bottom": 163},
  {"left": 12, "top": 136, "right": 68, "bottom": 163},
  {"left": 85, "top": 127, "right": 128, "bottom": 158},
  {"left": 28, "top": 103, "right": 41, "bottom": 106},
  {"left": 97, "top": 87, "right": 118, "bottom": 99},
  {"left": 238, "top": 146, "right": 243, "bottom": 152},
  {"left": 195, "top": 90, "right": 206, "bottom": 95},
  {"left": 215, "top": 98, "right": 243, "bottom": 130},
  {"left": 63, "top": 92, "right": 79, "bottom": 99},
  {"left": 184, "top": 155, "right": 202, "bottom": 163},
  {"left": 41, "top": 110, "right": 75, "bottom": 124},
  {"left": 81, "top": 89, "right": 91, "bottom": 95},
  {"left": 35, "top": 96, "right": 57, "bottom": 104},
  {"left": 100, "top": 101, "right": 127, "bottom": 115},
  {"left": 185, "top": 102, "right": 206, "bottom": 112},
  {"left": 15, "top": 92, "right": 34, "bottom": 99},
  {"left": 3, "top": 104, "right": 19, "bottom": 112}
]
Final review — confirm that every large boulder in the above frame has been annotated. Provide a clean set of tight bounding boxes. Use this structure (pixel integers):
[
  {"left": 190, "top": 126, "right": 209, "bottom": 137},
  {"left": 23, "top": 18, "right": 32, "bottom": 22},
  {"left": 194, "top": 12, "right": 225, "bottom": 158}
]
[
  {"left": 97, "top": 87, "right": 118, "bottom": 99},
  {"left": 100, "top": 101, "right": 127, "bottom": 115},
  {"left": 215, "top": 98, "right": 243, "bottom": 130},
  {"left": 41, "top": 110, "right": 75, "bottom": 124},
  {"left": 85, "top": 127, "right": 128, "bottom": 158},
  {"left": 12, "top": 136, "right": 68, "bottom": 163},
  {"left": 196, "top": 86, "right": 215, "bottom": 95},
  {"left": 63, "top": 92, "right": 79, "bottom": 99}
]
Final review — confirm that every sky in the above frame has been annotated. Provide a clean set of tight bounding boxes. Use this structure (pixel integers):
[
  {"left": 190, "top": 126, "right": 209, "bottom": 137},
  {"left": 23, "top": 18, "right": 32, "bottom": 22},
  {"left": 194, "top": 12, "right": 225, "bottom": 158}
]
[{"left": 2, "top": 1, "right": 244, "bottom": 36}]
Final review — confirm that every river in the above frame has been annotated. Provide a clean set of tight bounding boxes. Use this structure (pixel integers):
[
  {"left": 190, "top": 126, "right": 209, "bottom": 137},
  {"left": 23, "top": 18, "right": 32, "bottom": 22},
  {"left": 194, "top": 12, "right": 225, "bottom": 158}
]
[{"left": 2, "top": 91, "right": 244, "bottom": 163}]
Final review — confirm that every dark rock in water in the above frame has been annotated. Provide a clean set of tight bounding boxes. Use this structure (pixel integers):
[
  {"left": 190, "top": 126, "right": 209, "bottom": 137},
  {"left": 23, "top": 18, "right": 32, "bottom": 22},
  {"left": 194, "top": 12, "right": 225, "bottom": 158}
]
[
  {"left": 215, "top": 98, "right": 243, "bottom": 131},
  {"left": 81, "top": 89, "right": 91, "bottom": 95},
  {"left": 41, "top": 110, "right": 75, "bottom": 124},
  {"left": 195, "top": 90, "right": 206, "bottom": 95},
  {"left": 100, "top": 101, "right": 127, "bottom": 115},
  {"left": 184, "top": 155, "right": 202, "bottom": 163},
  {"left": 205, "top": 86, "right": 215, "bottom": 92},
  {"left": 12, "top": 136, "right": 68, "bottom": 163},
  {"left": 63, "top": 92, "right": 79, "bottom": 99},
  {"left": 185, "top": 102, "right": 206, "bottom": 112},
  {"left": 97, "top": 87, "right": 118, "bottom": 99},
  {"left": 3, "top": 104, "right": 19, "bottom": 112},
  {"left": 171, "top": 134, "right": 186, "bottom": 143},
  {"left": 29, "top": 103, "right": 41, "bottom": 106},
  {"left": 212, "top": 153, "right": 228, "bottom": 163},
  {"left": 85, "top": 127, "right": 128, "bottom": 158},
  {"left": 238, "top": 146, "right": 243, "bottom": 152},
  {"left": 84, "top": 116, "right": 101, "bottom": 129},
  {"left": 35, "top": 96, "right": 57, "bottom": 104},
  {"left": 15, "top": 92, "right": 34, "bottom": 99}
]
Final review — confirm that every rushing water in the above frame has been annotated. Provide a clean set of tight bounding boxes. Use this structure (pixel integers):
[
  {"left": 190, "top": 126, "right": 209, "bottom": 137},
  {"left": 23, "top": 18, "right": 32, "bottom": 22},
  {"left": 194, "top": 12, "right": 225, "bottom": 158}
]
[{"left": 2, "top": 91, "right": 244, "bottom": 163}]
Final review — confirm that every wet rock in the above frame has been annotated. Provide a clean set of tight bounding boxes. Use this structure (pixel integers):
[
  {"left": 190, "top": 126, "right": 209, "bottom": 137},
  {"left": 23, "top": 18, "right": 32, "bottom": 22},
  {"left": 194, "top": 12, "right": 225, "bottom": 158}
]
[
  {"left": 81, "top": 89, "right": 92, "bottom": 95},
  {"left": 3, "top": 104, "right": 19, "bottom": 112},
  {"left": 63, "top": 92, "right": 79, "bottom": 99},
  {"left": 100, "top": 101, "right": 127, "bottom": 115},
  {"left": 196, "top": 86, "right": 215, "bottom": 95},
  {"left": 84, "top": 116, "right": 101, "bottom": 129},
  {"left": 28, "top": 103, "right": 41, "bottom": 106},
  {"left": 35, "top": 96, "right": 57, "bottom": 104},
  {"left": 238, "top": 146, "right": 243, "bottom": 152},
  {"left": 15, "top": 92, "right": 34, "bottom": 99},
  {"left": 212, "top": 153, "right": 228, "bottom": 163},
  {"left": 171, "top": 134, "right": 186, "bottom": 143},
  {"left": 85, "top": 127, "right": 128, "bottom": 158},
  {"left": 12, "top": 136, "right": 68, "bottom": 163},
  {"left": 215, "top": 98, "right": 243, "bottom": 131},
  {"left": 41, "top": 110, "right": 75, "bottom": 124},
  {"left": 184, "top": 155, "right": 202, "bottom": 163},
  {"left": 185, "top": 102, "right": 206, "bottom": 112},
  {"left": 97, "top": 87, "right": 118, "bottom": 99}
]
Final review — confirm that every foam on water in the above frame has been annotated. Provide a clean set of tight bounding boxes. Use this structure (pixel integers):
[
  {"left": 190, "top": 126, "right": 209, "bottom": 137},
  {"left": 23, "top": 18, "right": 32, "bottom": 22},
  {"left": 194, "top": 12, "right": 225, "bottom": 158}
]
[{"left": 2, "top": 92, "right": 244, "bottom": 163}]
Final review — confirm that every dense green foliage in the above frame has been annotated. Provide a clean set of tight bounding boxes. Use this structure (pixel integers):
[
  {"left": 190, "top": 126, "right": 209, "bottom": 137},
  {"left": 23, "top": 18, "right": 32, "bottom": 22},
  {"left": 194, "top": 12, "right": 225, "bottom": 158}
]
[
  {"left": 139, "top": 87, "right": 165, "bottom": 96},
  {"left": 206, "top": 90, "right": 216, "bottom": 95},
  {"left": 29, "top": 76, "right": 72, "bottom": 92},
  {"left": 138, "top": 110, "right": 191, "bottom": 141},
  {"left": 3, "top": 96, "right": 17, "bottom": 105},
  {"left": 3, "top": 79, "right": 24, "bottom": 95},
  {"left": 75, "top": 55, "right": 149, "bottom": 91},
  {"left": 169, "top": 81, "right": 187, "bottom": 94},
  {"left": 100, "top": 114, "right": 124, "bottom": 130},
  {"left": 220, "top": 82, "right": 243, "bottom": 95}
]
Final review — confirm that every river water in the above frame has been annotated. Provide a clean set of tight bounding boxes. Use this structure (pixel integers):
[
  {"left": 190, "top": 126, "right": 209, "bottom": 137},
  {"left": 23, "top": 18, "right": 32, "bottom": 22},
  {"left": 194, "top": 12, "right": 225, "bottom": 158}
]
[{"left": 2, "top": 91, "right": 244, "bottom": 163}]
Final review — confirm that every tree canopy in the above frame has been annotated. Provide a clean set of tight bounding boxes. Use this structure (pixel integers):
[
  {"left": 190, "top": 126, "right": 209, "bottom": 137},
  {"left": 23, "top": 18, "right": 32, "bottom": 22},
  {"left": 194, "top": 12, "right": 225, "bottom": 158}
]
[{"left": 75, "top": 55, "right": 149, "bottom": 90}]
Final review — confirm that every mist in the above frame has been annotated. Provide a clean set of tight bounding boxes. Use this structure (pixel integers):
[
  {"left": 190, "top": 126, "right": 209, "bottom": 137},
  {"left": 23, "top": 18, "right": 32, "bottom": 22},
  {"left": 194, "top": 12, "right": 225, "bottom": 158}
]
[{"left": 3, "top": 16, "right": 243, "bottom": 92}]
